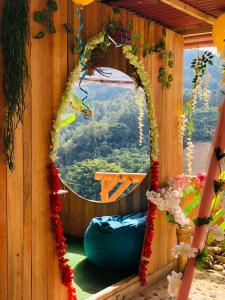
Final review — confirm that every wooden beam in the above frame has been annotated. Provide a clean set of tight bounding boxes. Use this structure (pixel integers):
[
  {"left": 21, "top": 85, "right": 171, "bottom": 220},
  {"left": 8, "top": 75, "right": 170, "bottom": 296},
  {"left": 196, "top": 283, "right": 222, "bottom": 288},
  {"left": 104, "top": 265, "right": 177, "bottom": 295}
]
[
  {"left": 184, "top": 34, "right": 214, "bottom": 48},
  {"left": 95, "top": 172, "right": 147, "bottom": 180},
  {"left": 175, "top": 25, "right": 212, "bottom": 37},
  {"left": 158, "top": 0, "right": 216, "bottom": 25}
]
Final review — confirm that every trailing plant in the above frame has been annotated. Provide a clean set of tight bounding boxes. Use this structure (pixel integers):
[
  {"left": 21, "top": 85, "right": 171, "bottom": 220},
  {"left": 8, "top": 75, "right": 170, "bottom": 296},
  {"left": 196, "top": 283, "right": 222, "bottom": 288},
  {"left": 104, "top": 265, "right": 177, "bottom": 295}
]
[
  {"left": 33, "top": 0, "right": 57, "bottom": 39},
  {"left": 191, "top": 50, "right": 214, "bottom": 88},
  {"left": 179, "top": 50, "right": 215, "bottom": 174},
  {"left": 1, "top": 0, "right": 29, "bottom": 170},
  {"left": 144, "top": 40, "right": 174, "bottom": 89}
]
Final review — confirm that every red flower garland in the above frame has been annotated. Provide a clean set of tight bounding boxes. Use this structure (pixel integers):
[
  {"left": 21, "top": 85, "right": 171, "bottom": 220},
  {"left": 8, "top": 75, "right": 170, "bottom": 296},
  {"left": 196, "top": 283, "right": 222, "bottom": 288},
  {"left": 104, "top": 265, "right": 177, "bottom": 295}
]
[
  {"left": 49, "top": 163, "right": 77, "bottom": 300},
  {"left": 138, "top": 160, "right": 159, "bottom": 285}
]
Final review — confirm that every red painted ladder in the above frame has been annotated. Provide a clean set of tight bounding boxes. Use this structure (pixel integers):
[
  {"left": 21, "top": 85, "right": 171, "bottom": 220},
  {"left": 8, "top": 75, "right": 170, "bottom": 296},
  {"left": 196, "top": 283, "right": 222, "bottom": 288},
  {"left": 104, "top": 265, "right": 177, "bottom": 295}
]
[{"left": 177, "top": 99, "right": 225, "bottom": 300}]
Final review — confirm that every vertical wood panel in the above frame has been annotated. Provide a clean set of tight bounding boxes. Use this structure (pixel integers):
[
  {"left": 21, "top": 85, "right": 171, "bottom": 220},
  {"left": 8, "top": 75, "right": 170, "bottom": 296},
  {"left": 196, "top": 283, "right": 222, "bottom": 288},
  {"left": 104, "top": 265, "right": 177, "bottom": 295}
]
[
  {"left": 0, "top": 2, "right": 8, "bottom": 298},
  {"left": 7, "top": 127, "right": 24, "bottom": 300}
]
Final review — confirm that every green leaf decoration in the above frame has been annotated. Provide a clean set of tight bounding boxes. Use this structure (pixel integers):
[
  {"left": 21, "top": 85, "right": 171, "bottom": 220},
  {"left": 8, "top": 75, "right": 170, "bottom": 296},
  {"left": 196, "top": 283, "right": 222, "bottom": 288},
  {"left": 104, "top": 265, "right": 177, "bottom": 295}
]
[
  {"left": 33, "top": 31, "right": 45, "bottom": 39},
  {"left": 74, "top": 44, "right": 83, "bottom": 54},
  {"left": 47, "top": 0, "right": 58, "bottom": 11},
  {"left": 165, "top": 82, "right": 171, "bottom": 89},
  {"left": 60, "top": 114, "right": 77, "bottom": 129},
  {"left": 166, "top": 212, "right": 177, "bottom": 224},
  {"left": 158, "top": 75, "right": 164, "bottom": 82},
  {"left": 193, "top": 216, "right": 212, "bottom": 226},
  {"left": 214, "top": 179, "right": 225, "bottom": 194},
  {"left": 34, "top": 11, "right": 45, "bottom": 23},
  {"left": 63, "top": 23, "right": 73, "bottom": 34},
  {"left": 33, "top": 0, "right": 57, "bottom": 39},
  {"left": 100, "top": 41, "right": 109, "bottom": 52},
  {"left": 168, "top": 60, "right": 174, "bottom": 68},
  {"left": 215, "top": 147, "right": 225, "bottom": 161},
  {"left": 159, "top": 67, "right": 166, "bottom": 76},
  {"left": 169, "top": 51, "right": 174, "bottom": 59},
  {"left": 127, "top": 20, "right": 133, "bottom": 31},
  {"left": 47, "top": 19, "right": 56, "bottom": 33},
  {"left": 133, "top": 33, "right": 140, "bottom": 41},
  {"left": 196, "top": 247, "right": 208, "bottom": 270},
  {"left": 162, "top": 52, "right": 167, "bottom": 62},
  {"left": 168, "top": 74, "right": 173, "bottom": 82},
  {"left": 131, "top": 45, "right": 139, "bottom": 55}
]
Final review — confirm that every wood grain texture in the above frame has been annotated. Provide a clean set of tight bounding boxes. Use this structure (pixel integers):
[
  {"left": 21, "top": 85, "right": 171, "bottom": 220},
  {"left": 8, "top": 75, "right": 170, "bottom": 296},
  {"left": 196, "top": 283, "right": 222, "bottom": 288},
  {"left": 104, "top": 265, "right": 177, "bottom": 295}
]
[
  {"left": 0, "top": 2, "right": 8, "bottom": 299},
  {"left": 0, "top": 1, "right": 183, "bottom": 299}
]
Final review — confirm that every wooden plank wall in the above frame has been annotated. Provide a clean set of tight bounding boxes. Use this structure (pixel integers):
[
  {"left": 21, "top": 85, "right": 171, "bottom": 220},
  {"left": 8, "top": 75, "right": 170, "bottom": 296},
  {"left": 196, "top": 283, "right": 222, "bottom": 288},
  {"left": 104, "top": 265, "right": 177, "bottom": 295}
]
[
  {"left": 60, "top": 175, "right": 149, "bottom": 237},
  {"left": 0, "top": 1, "right": 183, "bottom": 300}
]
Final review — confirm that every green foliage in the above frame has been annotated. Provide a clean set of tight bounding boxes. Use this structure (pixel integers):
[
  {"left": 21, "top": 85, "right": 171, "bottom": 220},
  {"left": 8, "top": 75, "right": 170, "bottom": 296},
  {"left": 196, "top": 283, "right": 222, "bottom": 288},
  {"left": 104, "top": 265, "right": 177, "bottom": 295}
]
[
  {"left": 166, "top": 213, "right": 177, "bottom": 225},
  {"left": 56, "top": 83, "right": 150, "bottom": 200},
  {"left": 191, "top": 50, "right": 214, "bottom": 88},
  {"left": 195, "top": 247, "right": 209, "bottom": 270},
  {"left": 1, "top": 0, "right": 29, "bottom": 170},
  {"left": 193, "top": 216, "right": 212, "bottom": 227},
  {"left": 33, "top": 0, "right": 57, "bottom": 38}
]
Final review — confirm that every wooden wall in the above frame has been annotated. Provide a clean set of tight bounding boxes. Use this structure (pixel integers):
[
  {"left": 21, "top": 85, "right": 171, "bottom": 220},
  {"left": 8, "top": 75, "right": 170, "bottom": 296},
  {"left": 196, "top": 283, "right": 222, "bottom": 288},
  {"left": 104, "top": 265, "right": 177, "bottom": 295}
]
[
  {"left": 60, "top": 175, "right": 149, "bottom": 237},
  {"left": 0, "top": 1, "right": 183, "bottom": 300}
]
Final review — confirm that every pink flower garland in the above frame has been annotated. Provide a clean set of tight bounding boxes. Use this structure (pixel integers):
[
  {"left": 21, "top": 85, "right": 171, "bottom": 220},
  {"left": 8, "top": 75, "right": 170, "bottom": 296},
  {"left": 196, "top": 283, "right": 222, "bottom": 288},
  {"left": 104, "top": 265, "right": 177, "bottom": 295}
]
[
  {"left": 139, "top": 160, "right": 159, "bottom": 285},
  {"left": 49, "top": 163, "right": 77, "bottom": 300}
]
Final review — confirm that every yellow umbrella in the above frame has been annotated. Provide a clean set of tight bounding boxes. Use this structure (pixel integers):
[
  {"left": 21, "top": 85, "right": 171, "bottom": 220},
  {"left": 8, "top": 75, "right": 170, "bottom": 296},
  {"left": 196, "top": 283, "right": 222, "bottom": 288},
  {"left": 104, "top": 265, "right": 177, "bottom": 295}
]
[
  {"left": 72, "top": 0, "right": 95, "bottom": 5},
  {"left": 212, "top": 13, "right": 225, "bottom": 56}
]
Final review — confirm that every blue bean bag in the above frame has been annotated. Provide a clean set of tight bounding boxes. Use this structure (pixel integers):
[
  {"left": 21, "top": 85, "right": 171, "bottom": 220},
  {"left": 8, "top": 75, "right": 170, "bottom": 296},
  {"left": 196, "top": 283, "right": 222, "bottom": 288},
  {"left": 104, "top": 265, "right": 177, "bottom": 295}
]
[{"left": 84, "top": 212, "right": 146, "bottom": 271}]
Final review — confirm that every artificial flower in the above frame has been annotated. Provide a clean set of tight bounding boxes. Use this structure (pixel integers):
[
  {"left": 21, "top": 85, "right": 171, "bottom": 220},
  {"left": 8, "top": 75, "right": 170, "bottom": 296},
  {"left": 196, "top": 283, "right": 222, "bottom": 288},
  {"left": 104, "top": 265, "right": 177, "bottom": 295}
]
[
  {"left": 171, "top": 242, "right": 198, "bottom": 259},
  {"left": 171, "top": 206, "right": 190, "bottom": 226},
  {"left": 167, "top": 271, "right": 182, "bottom": 297},
  {"left": 186, "top": 138, "right": 194, "bottom": 176},
  {"left": 172, "top": 174, "right": 190, "bottom": 189},
  {"left": 209, "top": 224, "right": 225, "bottom": 241},
  {"left": 178, "top": 114, "right": 187, "bottom": 145}
]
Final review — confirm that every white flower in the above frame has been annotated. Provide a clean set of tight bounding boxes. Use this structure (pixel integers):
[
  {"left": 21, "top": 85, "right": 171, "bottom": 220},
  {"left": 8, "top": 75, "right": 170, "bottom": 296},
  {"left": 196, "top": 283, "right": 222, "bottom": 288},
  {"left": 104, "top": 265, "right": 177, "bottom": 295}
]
[
  {"left": 167, "top": 271, "right": 182, "bottom": 297},
  {"left": 172, "top": 206, "right": 190, "bottom": 226},
  {"left": 171, "top": 242, "right": 198, "bottom": 259},
  {"left": 209, "top": 224, "right": 225, "bottom": 241},
  {"left": 146, "top": 186, "right": 189, "bottom": 227}
]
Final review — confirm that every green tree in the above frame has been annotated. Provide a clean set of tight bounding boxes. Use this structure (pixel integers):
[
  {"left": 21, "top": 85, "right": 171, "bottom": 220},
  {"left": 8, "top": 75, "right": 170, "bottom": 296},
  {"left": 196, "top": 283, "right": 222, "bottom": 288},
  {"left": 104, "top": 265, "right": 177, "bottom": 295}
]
[{"left": 63, "top": 158, "right": 124, "bottom": 200}]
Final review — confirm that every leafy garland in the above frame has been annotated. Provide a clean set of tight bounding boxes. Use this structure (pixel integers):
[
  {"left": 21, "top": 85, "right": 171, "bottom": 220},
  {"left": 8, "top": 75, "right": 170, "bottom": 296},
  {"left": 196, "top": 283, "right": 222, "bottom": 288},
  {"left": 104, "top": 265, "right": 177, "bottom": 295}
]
[
  {"left": 1, "top": 0, "right": 29, "bottom": 170},
  {"left": 50, "top": 32, "right": 105, "bottom": 160}
]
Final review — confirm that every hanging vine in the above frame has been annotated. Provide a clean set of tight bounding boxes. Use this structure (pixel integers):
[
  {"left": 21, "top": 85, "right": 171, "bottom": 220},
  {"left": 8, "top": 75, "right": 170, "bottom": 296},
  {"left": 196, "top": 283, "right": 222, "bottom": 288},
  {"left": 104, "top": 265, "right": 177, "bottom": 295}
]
[
  {"left": 181, "top": 50, "right": 214, "bottom": 175},
  {"left": 1, "top": 0, "right": 29, "bottom": 170},
  {"left": 33, "top": 0, "right": 58, "bottom": 39}
]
